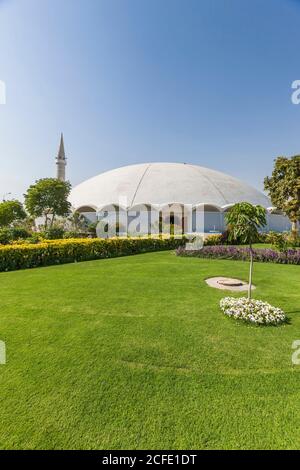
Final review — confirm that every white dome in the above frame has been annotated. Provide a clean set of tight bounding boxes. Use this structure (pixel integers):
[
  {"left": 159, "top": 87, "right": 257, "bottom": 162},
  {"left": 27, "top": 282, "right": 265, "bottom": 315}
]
[{"left": 70, "top": 162, "right": 270, "bottom": 210}]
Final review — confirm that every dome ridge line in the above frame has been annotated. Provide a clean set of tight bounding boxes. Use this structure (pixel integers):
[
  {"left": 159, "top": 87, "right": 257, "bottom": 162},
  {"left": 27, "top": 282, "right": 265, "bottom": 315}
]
[
  {"left": 130, "top": 163, "right": 152, "bottom": 206},
  {"left": 186, "top": 163, "right": 229, "bottom": 205}
]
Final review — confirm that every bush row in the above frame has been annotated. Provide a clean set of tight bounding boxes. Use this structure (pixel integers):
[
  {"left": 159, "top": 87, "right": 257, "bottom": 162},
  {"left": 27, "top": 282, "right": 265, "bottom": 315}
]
[
  {"left": 203, "top": 231, "right": 271, "bottom": 246},
  {"left": 176, "top": 245, "right": 300, "bottom": 265},
  {"left": 204, "top": 231, "right": 300, "bottom": 248},
  {"left": 0, "top": 237, "right": 185, "bottom": 272},
  {"left": 0, "top": 227, "right": 31, "bottom": 245},
  {"left": 0, "top": 227, "right": 93, "bottom": 245}
]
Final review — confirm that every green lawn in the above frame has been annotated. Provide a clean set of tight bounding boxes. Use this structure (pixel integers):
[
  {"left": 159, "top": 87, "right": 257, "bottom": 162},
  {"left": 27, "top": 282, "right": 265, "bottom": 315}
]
[
  {"left": 251, "top": 243, "right": 273, "bottom": 249},
  {"left": 0, "top": 251, "right": 299, "bottom": 450}
]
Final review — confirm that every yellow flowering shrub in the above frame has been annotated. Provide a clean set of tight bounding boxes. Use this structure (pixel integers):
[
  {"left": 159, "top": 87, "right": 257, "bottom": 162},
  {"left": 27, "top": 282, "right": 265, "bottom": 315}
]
[{"left": 0, "top": 237, "right": 185, "bottom": 272}]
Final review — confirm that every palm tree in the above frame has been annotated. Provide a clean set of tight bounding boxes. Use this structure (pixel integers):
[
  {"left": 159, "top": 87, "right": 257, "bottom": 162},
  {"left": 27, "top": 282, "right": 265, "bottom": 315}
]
[{"left": 225, "top": 202, "right": 267, "bottom": 299}]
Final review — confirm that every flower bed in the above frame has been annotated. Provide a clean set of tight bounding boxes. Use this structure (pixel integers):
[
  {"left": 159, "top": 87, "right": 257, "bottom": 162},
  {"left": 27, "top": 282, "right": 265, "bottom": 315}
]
[
  {"left": 0, "top": 237, "right": 185, "bottom": 272},
  {"left": 220, "top": 297, "right": 286, "bottom": 325},
  {"left": 176, "top": 245, "right": 300, "bottom": 265}
]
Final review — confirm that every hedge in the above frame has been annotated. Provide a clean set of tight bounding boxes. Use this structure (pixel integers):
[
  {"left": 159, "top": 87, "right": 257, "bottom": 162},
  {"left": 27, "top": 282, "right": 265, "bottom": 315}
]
[
  {"left": 0, "top": 237, "right": 185, "bottom": 272},
  {"left": 176, "top": 245, "right": 300, "bottom": 265}
]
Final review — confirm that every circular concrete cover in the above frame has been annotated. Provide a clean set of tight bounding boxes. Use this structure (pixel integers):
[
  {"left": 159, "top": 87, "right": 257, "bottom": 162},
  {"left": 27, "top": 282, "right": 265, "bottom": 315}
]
[
  {"left": 205, "top": 277, "right": 256, "bottom": 291},
  {"left": 218, "top": 279, "right": 243, "bottom": 287}
]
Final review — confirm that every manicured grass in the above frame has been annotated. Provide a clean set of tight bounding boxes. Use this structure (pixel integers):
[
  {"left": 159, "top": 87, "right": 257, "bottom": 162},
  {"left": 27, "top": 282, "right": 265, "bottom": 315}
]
[
  {"left": 0, "top": 251, "right": 299, "bottom": 449},
  {"left": 251, "top": 243, "right": 273, "bottom": 249}
]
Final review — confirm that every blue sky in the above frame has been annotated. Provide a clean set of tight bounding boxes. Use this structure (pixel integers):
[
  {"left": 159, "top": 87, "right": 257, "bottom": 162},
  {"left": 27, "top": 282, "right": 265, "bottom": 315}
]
[{"left": 1, "top": 0, "right": 300, "bottom": 199}]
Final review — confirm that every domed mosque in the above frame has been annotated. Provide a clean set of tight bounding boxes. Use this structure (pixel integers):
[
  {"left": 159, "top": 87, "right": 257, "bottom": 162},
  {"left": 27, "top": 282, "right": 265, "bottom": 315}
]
[{"left": 57, "top": 136, "right": 290, "bottom": 234}]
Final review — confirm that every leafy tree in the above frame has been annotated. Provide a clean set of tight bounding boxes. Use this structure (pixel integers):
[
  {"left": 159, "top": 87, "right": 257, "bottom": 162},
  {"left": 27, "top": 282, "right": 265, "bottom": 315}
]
[
  {"left": 0, "top": 199, "right": 26, "bottom": 227},
  {"left": 264, "top": 156, "right": 300, "bottom": 238},
  {"left": 225, "top": 202, "right": 266, "bottom": 299},
  {"left": 24, "top": 178, "right": 71, "bottom": 229}
]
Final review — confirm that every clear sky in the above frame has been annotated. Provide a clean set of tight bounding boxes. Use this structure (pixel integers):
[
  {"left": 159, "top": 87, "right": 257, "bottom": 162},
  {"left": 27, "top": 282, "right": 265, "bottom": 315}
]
[{"left": 1, "top": 0, "right": 300, "bottom": 200}]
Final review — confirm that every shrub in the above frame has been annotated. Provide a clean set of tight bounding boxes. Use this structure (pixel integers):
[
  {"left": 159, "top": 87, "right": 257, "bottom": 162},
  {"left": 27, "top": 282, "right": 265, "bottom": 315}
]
[
  {"left": 176, "top": 245, "right": 300, "bottom": 265},
  {"left": 87, "top": 222, "right": 98, "bottom": 237},
  {"left": 0, "top": 227, "right": 31, "bottom": 245},
  {"left": 220, "top": 230, "right": 230, "bottom": 245},
  {"left": 267, "top": 231, "right": 289, "bottom": 252},
  {"left": 0, "top": 237, "right": 185, "bottom": 272},
  {"left": 220, "top": 230, "right": 270, "bottom": 246},
  {"left": 43, "top": 227, "right": 65, "bottom": 240},
  {"left": 220, "top": 297, "right": 286, "bottom": 325},
  {"left": 26, "top": 233, "right": 44, "bottom": 244},
  {"left": 204, "top": 234, "right": 223, "bottom": 246},
  {"left": 286, "top": 233, "right": 300, "bottom": 248},
  {"left": 0, "top": 228, "right": 12, "bottom": 245},
  {"left": 217, "top": 230, "right": 252, "bottom": 245},
  {"left": 63, "top": 231, "right": 89, "bottom": 239},
  {"left": 10, "top": 227, "right": 31, "bottom": 240},
  {"left": 257, "top": 232, "right": 269, "bottom": 243}
]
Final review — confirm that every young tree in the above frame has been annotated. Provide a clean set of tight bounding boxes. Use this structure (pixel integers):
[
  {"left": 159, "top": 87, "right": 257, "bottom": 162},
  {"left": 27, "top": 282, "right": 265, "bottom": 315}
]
[
  {"left": 0, "top": 199, "right": 26, "bottom": 227},
  {"left": 264, "top": 155, "right": 300, "bottom": 238},
  {"left": 225, "top": 202, "right": 266, "bottom": 299},
  {"left": 24, "top": 178, "right": 72, "bottom": 229}
]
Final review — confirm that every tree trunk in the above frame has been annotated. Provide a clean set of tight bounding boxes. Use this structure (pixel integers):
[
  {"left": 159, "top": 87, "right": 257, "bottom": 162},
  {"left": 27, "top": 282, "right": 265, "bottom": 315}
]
[
  {"left": 291, "top": 221, "right": 299, "bottom": 240},
  {"left": 248, "top": 244, "right": 253, "bottom": 300},
  {"left": 50, "top": 213, "right": 55, "bottom": 228}
]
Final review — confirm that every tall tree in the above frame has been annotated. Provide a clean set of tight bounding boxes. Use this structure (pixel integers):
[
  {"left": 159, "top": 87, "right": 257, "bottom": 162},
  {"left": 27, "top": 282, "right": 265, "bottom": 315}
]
[
  {"left": 226, "top": 202, "right": 266, "bottom": 299},
  {"left": 24, "top": 178, "right": 72, "bottom": 229},
  {"left": 0, "top": 199, "right": 26, "bottom": 227},
  {"left": 264, "top": 155, "right": 300, "bottom": 238}
]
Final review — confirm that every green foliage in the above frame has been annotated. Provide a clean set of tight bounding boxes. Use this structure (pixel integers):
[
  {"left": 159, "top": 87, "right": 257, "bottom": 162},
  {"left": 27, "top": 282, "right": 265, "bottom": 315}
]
[
  {"left": 67, "top": 211, "right": 89, "bottom": 232},
  {"left": 18, "top": 215, "right": 36, "bottom": 231},
  {"left": 265, "top": 231, "right": 300, "bottom": 250},
  {"left": 0, "top": 228, "right": 11, "bottom": 245},
  {"left": 287, "top": 235, "right": 300, "bottom": 248},
  {"left": 267, "top": 231, "right": 289, "bottom": 252},
  {"left": 24, "top": 178, "right": 72, "bottom": 229},
  {"left": 264, "top": 155, "right": 300, "bottom": 235},
  {"left": 0, "top": 200, "right": 26, "bottom": 227},
  {"left": 63, "top": 231, "right": 89, "bottom": 239},
  {"left": 225, "top": 202, "right": 267, "bottom": 299},
  {"left": 0, "top": 237, "right": 185, "bottom": 272},
  {"left": 225, "top": 203, "right": 267, "bottom": 245},
  {"left": 43, "top": 227, "right": 65, "bottom": 240},
  {"left": 0, "top": 227, "right": 31, "bottom": 245},
  {"left": 26, "top": 233, "right": 44, "bottom": 244},
  {"left": 191, "top": 231, "right": 270, "bottom": 248},
  {"left": 88, "top": 221, "right": 99, "bottom": 237},
  {"left": 10, "top": 227, "right": 31, "bottom": 239},
  {"left": 257, "top": 232, "right": 269, "bottom": 244},
  {"left": 204, "top": 234, "right": 223, "bottom": 246},
  {"left": 176, "top": 245, "right": 300, "bottom": 264}
]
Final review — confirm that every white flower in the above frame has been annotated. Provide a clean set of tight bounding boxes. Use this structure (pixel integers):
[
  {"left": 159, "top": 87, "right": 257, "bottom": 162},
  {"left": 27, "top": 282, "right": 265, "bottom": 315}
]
[{"left": 220, "top": 297, "right": 285, "bottom": 325}]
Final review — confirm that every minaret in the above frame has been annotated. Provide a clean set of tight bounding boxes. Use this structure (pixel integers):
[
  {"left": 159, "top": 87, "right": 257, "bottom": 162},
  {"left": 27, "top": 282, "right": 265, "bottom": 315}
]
[{"left": 56, "top": 133, "right": 67, "bottom": 181}]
